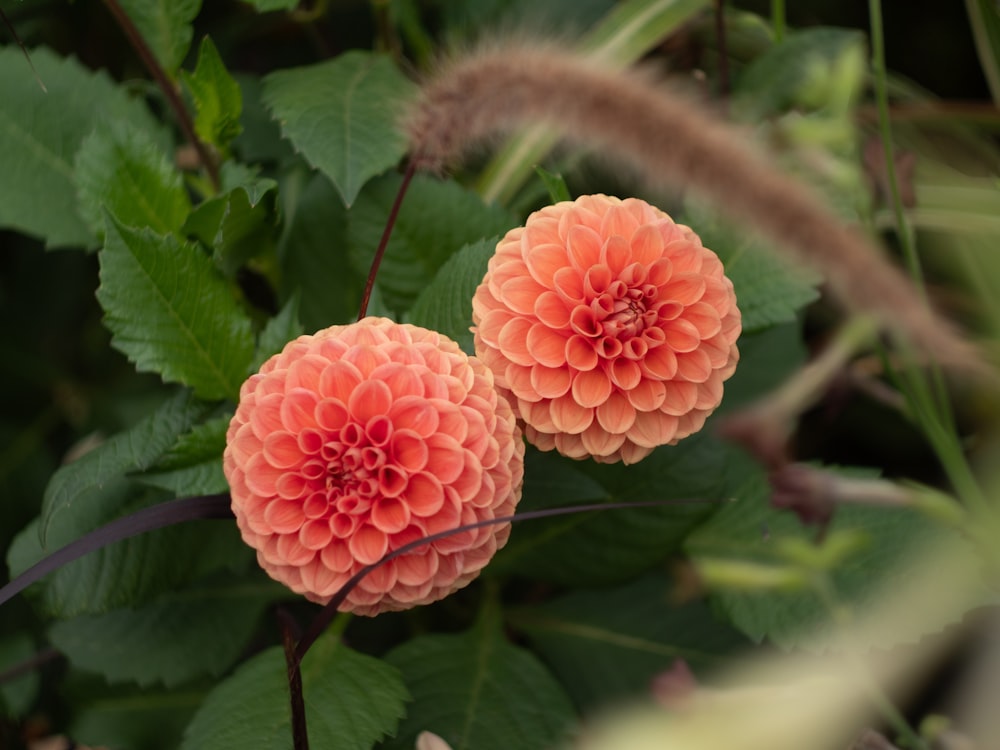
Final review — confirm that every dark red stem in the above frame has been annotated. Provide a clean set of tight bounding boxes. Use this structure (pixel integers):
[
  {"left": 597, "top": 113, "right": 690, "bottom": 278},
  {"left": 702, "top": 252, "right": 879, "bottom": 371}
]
[{"left": 279, "top": 608, "right": 309, "bottom": 750}]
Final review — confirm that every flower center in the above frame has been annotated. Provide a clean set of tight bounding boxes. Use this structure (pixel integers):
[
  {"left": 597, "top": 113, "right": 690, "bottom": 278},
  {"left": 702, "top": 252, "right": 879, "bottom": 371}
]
[{"left": 594, "top": 283, "right": 658, "bottom": 339}]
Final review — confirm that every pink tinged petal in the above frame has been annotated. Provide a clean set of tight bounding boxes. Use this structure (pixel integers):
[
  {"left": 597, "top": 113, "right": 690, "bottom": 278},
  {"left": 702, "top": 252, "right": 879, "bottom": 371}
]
[
  {"left": 534, "top": 292, "right": 571, "bottom": 329},
  {"left": 426, "top": 433, "right": 466, "bottom": 483},
  {"left": 320, "top": 538, "right": 355, "bottom": 571},
  {"left": 654, "top": 301, "right": 684, "bottom": 323},
  {"left": 618, "top": 262, "right": 648, "bottom": 287},
  {"left": 696, "top": 376, "right": 725, "bottom": 410},
  {"left": 682, "top": 302, "right": 723, "bottom": 339},
  {"left": 647, "top": 257, "right": 674, "bottom": 287},
  {"left": 676, "top": 349, "right": 713, "bottom": 383},
  {"left": 297, "top": 428, "right": 324, "bottom": 455},
  {"left": 501, "top": 275, "right": 548, "bottom": 315},
  {"left": 600, "top": 202, "right": 641, "bottom": 240},
  {"left": 630, "top": 223, "right": 666, "bottom": 266},
  {"left": 661, "top": 380, "right": 699, "bottom": 416},
  {"left": 583, "top": 264, "right": 613, "bottom": 297},
  {"left": 530, "top": 364, "right": 572, "bottom": 399},
  {"left": 263, "top": 499, "right": 306, "bottom": 534},
  {"left": 366, "top": 415, "right": 393, "bottom": 447},
  {"left": 277, "top": 534, "right": 316, "bottom": 567},
  {"left": 523, "top": 217, "right": 561, "bottom": 248},
  {"left": 571, "top": 368, "right": 613, "bottom": 408},
  {"left": 244, "top": 452, "right": 284, "bottom": 496},
  {"left": 378, "top": 465, "right": 408, "bottom": 497},
  {"left": 434, "top": 401, "right": 469, "bottom": 444},
  {"left": 526, "top": 324, "right": 568, "bottom": 368},
  {"left": 519, "top": 398, "right": 557, "bottom": 432},
  {"left": 567, "top": 225, "right": 603, "bottom": 271},
  {"left": 356, "top": 560, "right": 397, "bottom": 594},
  {"left": 300, "top": 518, "right": 334, "bottom": 550},
  {"left": 342, "top": 344, "right": 391, "bottom": 376},
  {"left": 524, "top": 243, "right": 569, "bottom": 288},
  {"left": 596, "top": 336, "right": 624, "bottom": 359},
  {"left": 286, "top": 354, "right": 329, "bottom": 390},
  {"left": 300, "top": 459, "right": 326, "bottom": 482},
  {"left": 299, "top": 560, "right": 345, "bottom": 597},
  {"left": 553, "top": 431, "right": 589, "bottom": 458},
  {"left": 348, "top": 379, "right": 393, "bottom": 422},
  {"left": 553, "top": 266, "right": 585, "bottom": 302},
  {"left": 661, "top": 274, "right": 707, "bottom": 306},
  {"left": 372, "top": 362, "right": 425, "bottom": 399},
  {"left": 641, "top": 345, "right": 679, "bottom": 380},
  {"left": 642, "top": 327, "right": 667, "bottom": 348},
  {"left": 497, "top": 317, "right": 536, "bottom": 366},
  {"left": 580, "top": 423, "right": 627, "bottom": 457},
  {"left": 506, "top": 363, "right": 541, "bottom": 402},
  {"left": 329, "top": 512, "right": 359, "bottom": 539},
  {"left": 349, "top": 524, "right": 388, "bottom": 565},
  {"left": 550, "top": 394, "right": 595, "bottom": 434},
  {"left": 476, "top": 308, "right": 515, "bottom": 346},
  {"left": 451, "top": 453, "right": 484, "bottom": 502},
  {"left": 663, "top": 240, "right": 703, "bottom": 274},
  {"left": 280, "top": 388, "right": 320, "bottom": 432},
  {"left": 525, "top": 426, "right": 556, "bottom": 452},
  {"left": 601, "top": 234, "right": 632, "bottom": 275},
  {"left": 569, "top": 306, "right": 602, "bottom": 338},
  {"left": 566, "top": 335, "right": 599, "bottom": 371},
  {"left": 250, "top": 393, "right": 285, "bottom": 440},
  {"left": 263, "top": 432, "right": 302, "bottom": 469},
  {"left": 231, "top": 423, "right": 262, "bottom": 465},
  {"left": 420, "top": 371, "right": 450, "bottom": 400},
  {"left": 405, "top": 472, "right": 446, "bottom": 516},
  {"left": 596, "top": 391, "right": 636, "bottom": 433},
  {"left": 303, "top": 492, "right": 330, "bottom": 519},
  {"left": 610, "top": 358, "right": 642, "bottom": 390},
  {"left": 390, "top": 395, "right": 440, "bottom": 437},
  {"left": 371, "top": 496, "right": 411, "bottom": 534},
  {"left": 318, "top": 360, "right": 363, "bottom": 402},
  {"left": 623, "top": 338, "right": 649, "bottom": 360},
  {"left": 664, "top": 319, "right": 703, "bottom": 353},
  {"left": 626, "top": 378, "right": 667, "bottom": 411},
  {"left": 395, "top": 547, "right": 439, "bottom": 586},
  {"left": 628, "top": 409, "right": 680, "bottom": 448},
  {"left": 276, "top": 472, "right": 309, "bottom": 500},
  {"left": 619, "top": 440, "right": 654, "bottom": 466}
]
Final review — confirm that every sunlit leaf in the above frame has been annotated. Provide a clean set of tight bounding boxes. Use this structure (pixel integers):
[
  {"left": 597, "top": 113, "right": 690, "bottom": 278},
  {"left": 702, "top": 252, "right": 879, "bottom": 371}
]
[{"left": 181, "top": 36, "right": 243, "bottom": 152}]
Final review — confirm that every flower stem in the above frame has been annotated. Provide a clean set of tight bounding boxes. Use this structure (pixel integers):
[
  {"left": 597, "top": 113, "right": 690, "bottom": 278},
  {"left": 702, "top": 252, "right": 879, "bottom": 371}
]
[
  {"left": 279, "top": 608, "right": 309, "bottom": 750},
  {"left": 771, "top": 0, "right": 786, "bottom": 42},
  {"left": 357, "top": 161, "right": 416, "bottom": 320}
]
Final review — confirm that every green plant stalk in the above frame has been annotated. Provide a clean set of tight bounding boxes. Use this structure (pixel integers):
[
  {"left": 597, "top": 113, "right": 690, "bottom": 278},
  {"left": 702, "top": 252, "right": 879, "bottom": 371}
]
[
  {"left": 964, "top": 0, "right": 1000, "bottom": 103},
  {"left": 771, "top": 0, "right": 785, "bottom": 42},
  {"left": 476, "top": 0, "right": 710, "bottom": 205}
]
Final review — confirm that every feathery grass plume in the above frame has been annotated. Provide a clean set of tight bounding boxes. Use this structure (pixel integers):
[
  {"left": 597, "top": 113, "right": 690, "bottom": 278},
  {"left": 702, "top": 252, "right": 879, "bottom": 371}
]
[{"left": 404, "top": 45, "right": 984, "bottom": 373}]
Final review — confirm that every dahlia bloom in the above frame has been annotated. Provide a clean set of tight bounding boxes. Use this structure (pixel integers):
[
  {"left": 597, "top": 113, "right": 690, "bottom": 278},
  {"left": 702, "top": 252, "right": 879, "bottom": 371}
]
[
  {"left": 223, "top": 317, "right": 524, "bottom": 615},
  {"left": 472, "top": 195, "right": 741, "bottom": 465}
]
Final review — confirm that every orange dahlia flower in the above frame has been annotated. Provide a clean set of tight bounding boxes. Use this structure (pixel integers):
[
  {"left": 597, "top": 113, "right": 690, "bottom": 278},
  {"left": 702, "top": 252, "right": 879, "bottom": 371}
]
[
  {"left": 223, "top": 317, "right": 524, "bottom": 615},
  {"left": 473, "top": 195, "right": 741, "bottom": 465}
]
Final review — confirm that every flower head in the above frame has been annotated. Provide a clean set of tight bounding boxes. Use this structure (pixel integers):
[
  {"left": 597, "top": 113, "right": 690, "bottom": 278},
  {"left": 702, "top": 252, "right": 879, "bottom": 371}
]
[
  {"left": 472, "top": 194, "right": 740, "bottom": 464},
  {"left": 224, "top": 317, "right": 524, "bottom": 615}
]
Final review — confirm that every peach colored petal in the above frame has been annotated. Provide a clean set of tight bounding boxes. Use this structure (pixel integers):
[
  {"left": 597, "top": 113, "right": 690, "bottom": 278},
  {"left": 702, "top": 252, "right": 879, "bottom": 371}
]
[
  {"left": 581, "top": 423, "right": 627, "bottom": 456},
  {"left": 524, "top": 243, "right": 569, "bottom": 288},
  {"left": 405, "top": 471, "right": 446, "bottom": 516},
  {"left": 602, "top": 235, "right": 632, "bottom": 275},
  {"left": 389, "top": 395, "right": 440, "bottom": 437},
  {"left": 661, "top": 380, "right": 699, "bottom": 416},
  {"left": 553, "top": 266, "right": 585, "bottom": 302},
  {"left": 501, "top": 275, "right": 548, "bottom": 315},
  {"left": 349, "top": 524, "right": 388, "bottom": 565},
  {"left": 426, "top": 433, "right": 466, "bottom": 484},
  {"left": 626, "top": 378, "right": 667, "bottom": 411},
  {"left": 277, "top": 534, "right": 316, "bottom": 567},
  {"left": 664, "top": 319, "right": 703, "bottom": 353},
  {"left": 497, "top": 317, "right": 536, "bottom": 366},
  {"left": 571, "top": 368, "right": 613, "bottom": 409},
  {"left": 600, "top": 202, "right": 641, "bottom": 240},
  {"left": 628, "top": 410, "right": 680, "bottom": 448},
  {"left": 526, "top": 324, "right": 568, "bottom": 367},
  {"left": 566, "top": 335, "right": 599, "bottom": 371},
  {"left": 676, "top": 349, "right": 713, "bottom": 383},
  {"left": 530, "top": 364, "right": 572, "bottom": 399},
  {"left": 534, "top": 291, "right": 571, "bottom": 329},
  {"left": 371, "top": 496, "right": 411, "bottom": 534},
  {"left": 300, "top": 518, "right": 334, "bottom": 550},
  {"left": 506, "top": 363, "right": 542, "bottom": 402},
  {"left": 550, "top": 394, "right": 595, "bottom": 434},
  {"left": 630, "top": 223, "right": 665, "bottom": 266},
  {"left": 567, "top": 225, "right": 603, "bottom": 271}
]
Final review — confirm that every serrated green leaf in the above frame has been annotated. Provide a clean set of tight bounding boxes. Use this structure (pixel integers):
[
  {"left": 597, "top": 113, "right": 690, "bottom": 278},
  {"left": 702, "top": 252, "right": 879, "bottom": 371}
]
[
  {"left": 0, "top": 633, "right": 39, "bottom": 718},
  {"left": 510, "top": 571, "right": 748, "bottom": 711},
  {"left": 181, "top": 36, "right": 243, "bottom": 152},
  {"left": 254, "top": 294, "right": 304, "bottom": 368},
  {"left": 278, "top": 170, "right": 363, "bottom": 329},
  {"left": 180, "top": 634, "right": 408, "bottom": 750},
  {"left": 74, "top": 123, "right": 191, "bottom": 238},
  {"left": 717, "top": 321, "right": 807, "bottom": 413},
  {"left": 139, "top": 412, "right": 232, "bottom": 496},
  {"left": 183, "top": 177, "right": 279, "bottom": 276},
  {"left": 48, "top": 572, "right": 277, "bottom": 688},
  {"left": 0, "top": 46, "right": 159, "bottom": 247},
  {"left": 119, "top": 0, "right": 201, "bottom": 74},
  {"left": 406, "top": 237, "right": 496, "bottom": 354},
  {"left": 39, "top": 390, "right": 206, "bottom": 547},
  {"left": 489, "top": 434, "right": 757, "bottom": 586},
  {"left": 261, "top": 51, "right": 417, "bottom": 206},
  {"left": 97, "top": 215, "right": 255, "bottom": 400},
  {"left": 684, "top": 468, "right": 957, "bottom": 648},
  {"left": 233, "top": 74, "right": 294, "bottom": 165},
  {"left": 348, "top": 173, "right": 516, "bottom": 312}
]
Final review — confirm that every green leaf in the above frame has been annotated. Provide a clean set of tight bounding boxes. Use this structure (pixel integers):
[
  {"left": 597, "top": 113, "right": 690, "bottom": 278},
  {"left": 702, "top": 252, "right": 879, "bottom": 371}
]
[
  {"left": 74, "top": 123, "right": 191, "bottom": 238},
  {"left": 97, "top": 215, "right": 256, "bottom": 400},
  {"left": 70, "top": 683, "right": 204, "bottom": 750},
  {"left": 510, "top": 571, "right": 748, "bottom": 711},
  {"left": 384, "top": 606, "right": 576, "bottom": 750},
  {"left": 348, "top": 172, "right": 516, "bottom": 312},
  {"left": 183, "top": 177, "right": 279, "bottom": 276},
  {"left": 254, "top": 294, "right": 304, "bottom": 368},
  {"left": 118, "top": 0, "right": 202, "bottom": 74},
  {"left": 180, "top": 634, "right": 408, "bottom": 750},
  {"left": 139, "top": 413, "right": 233, "bottom": 497},
  {"left": 489, "top": 434, "right": 758, "bottom": 586},
  {"left": 39, "top": 390, "right": 206, "bottom": 547},
  {"left": 717, "top": 321, "right": 808, "bottom": 413},
  {"left": 534, "top": 165, "right": 572, "bottom": 203},
  {"left": 240, "top": 0, "right": 298, "bottom": 10},
  {"left": 0, "top": 634, "right": 39, "bottom": 717},
  {"left": 0, "top": 46, "right": 159, "bottom": 247},
  {"left": 277, "top": 170, "right": 362, "bottom": 329},
  {"left": 233, "top": 74, "right": 294, "bottom": 165},
  {"left": 261, "top": 51, "right": 417, "bottom": 206},
  {"left": 181, "top": 36, "right": 243, "bottom": 152},
  {"left": 968, "top": 0, "right": 1000, "bottom": 103},
  {"left": 406, "top": 237, "right": 496, "bottom": 354},
  {"left": 48, "top": 572, "right": 277, "bottom": 688},
  {"left": 684, "top": 468, "right": 955, "bottom": 648}
]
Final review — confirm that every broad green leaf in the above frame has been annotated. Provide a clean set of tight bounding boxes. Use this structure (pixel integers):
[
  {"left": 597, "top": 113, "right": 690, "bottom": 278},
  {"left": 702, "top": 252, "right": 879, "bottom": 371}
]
[
  {"left": 277, "top": 170, "right": 362, "bottom": 330},
  {"left": 348, "top": 172, "right": 516, "bottom": 312},
  {"left": 180, "top": 634, "right": 408, "bottom": 750},
  {"left": 717, "top": 321, "right": 808, "bottom": 413},
  {"left": 183, "top": 177, "right": 279, "bottom": 276},
  {"left": 139, "top": 413, "right": 232, "bottom": 497},
  {"left": 968, "top": 0, "right": 1000, "bottom": 103},
  {"left": 509, "top": 571, "right": 748, "bottom": 710},
  {"left": 181, "top": 36, "right": 243, "bottom": 152},
  {"left": 39, "top": 390, "right": 206, "bottom": 547},
  {"left": 48, "top": 572, "right": 278, "bottom": 688},
  {"left": 406, "top": 237, "right": 497, "bottom": 355},
  {"left": 0, "top": 633, "right": 39, "bottom": 717},
  {"left": 684, "top": 469, "right": 958, "bottom": 648},
  {"left": 0, "top": 46, "right": 159, "bottom": 247},
  {"left": 97, "top": 215, "right": 256, "bottom": 401},
  {"left": 233, "top": 74, "right": 295, "bottom": 165},
  {"left": 254, "top": 294, "right": 304, "bottom": 368},
  {"left": 489, "top": 434, "right": 759, "bottom": 586},
  {"left": 7, "top": 512, "right": 251, "bottom": 618},
  {"left": 74, "top": 123, "right": 191, "bottom": 238},
  {"left": 261, "top": 51, "right": 417, "bottom": 206},
  {"left": 384, "top": 606, "right": 576, "bottom": 750},
  {"left": 118, "top": 0, "right": 201, "bottom": 74},
  {"left": 70, "top": 683, "right": 204, "bottom": 750}
]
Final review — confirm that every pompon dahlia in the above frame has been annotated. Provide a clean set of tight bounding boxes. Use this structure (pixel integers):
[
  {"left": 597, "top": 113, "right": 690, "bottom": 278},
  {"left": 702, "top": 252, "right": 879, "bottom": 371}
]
[
  {"left": 472, "top": 194, "right": 741, "bottom": 465},
  {"left": 223, "top": 317, "right": 524, "bottom": 616}
]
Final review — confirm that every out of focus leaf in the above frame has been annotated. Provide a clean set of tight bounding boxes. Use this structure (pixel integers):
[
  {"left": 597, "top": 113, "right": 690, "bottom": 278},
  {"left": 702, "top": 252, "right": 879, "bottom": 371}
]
[
  {"left": 118, "top": 0, "right": 201, "bottom": 74},
  {"left": 181, "top": 36, "right": 243, "bottom": 152},
  {"left": 0, "top": 633, "right": 39, "bottom": 717}
]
